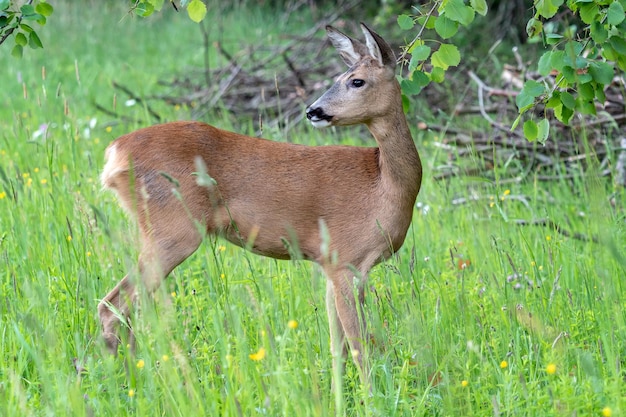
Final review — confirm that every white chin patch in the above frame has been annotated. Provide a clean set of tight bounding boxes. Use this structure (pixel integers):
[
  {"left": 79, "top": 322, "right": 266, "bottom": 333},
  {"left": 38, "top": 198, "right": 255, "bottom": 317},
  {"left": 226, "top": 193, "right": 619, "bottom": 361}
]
[{"left": 310, "top": 119, "right": 331, "bottom": 128}]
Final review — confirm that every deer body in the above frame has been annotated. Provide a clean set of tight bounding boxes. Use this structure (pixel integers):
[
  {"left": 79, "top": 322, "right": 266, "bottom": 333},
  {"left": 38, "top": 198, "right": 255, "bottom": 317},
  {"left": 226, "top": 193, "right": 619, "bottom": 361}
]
[{"left": 99, "top": 23, "right": 422, "bottom": 382}]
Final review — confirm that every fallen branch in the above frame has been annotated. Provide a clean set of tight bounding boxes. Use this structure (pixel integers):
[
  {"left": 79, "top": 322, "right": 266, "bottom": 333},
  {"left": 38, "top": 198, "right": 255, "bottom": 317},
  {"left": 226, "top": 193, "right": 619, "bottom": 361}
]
[{"left": 513, "top": 218, "right": 598, "bottom": 243}]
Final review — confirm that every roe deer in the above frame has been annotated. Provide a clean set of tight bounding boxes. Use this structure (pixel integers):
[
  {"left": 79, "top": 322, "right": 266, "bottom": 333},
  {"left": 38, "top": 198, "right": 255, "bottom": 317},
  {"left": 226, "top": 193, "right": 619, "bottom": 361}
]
[{"left": 98, "top": 23, "right": 422, "bottom": 382}]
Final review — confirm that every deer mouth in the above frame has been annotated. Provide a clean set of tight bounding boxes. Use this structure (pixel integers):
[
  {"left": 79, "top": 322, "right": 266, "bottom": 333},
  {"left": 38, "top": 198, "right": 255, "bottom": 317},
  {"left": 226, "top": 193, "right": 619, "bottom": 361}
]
[{"left": 306, "top": 106, "right": 333, "bottom": 128}]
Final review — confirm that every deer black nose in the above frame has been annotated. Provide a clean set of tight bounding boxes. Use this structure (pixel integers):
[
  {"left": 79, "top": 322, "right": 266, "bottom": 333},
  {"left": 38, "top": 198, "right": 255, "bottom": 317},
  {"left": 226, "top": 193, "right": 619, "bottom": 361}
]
[{"left": 306, "top": 106, "right": 332, "bottom": 122}]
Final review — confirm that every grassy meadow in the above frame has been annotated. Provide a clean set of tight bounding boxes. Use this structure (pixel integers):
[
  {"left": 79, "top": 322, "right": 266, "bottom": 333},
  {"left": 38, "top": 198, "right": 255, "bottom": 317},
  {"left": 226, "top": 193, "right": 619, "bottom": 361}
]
[{"left": 1, "top": 2, "right": 625, "bottom": 416}]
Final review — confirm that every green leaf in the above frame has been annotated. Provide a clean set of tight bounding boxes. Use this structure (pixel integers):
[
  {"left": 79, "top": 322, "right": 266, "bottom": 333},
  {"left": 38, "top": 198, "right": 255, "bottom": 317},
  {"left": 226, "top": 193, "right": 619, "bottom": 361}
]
[
  {"left": 545, "top": 33, "right": 563, "bottom": 45},
  {"left": 15, "top": 32, "right": 27, "bottom": 46},
  {"left": 416, "top": 15, "right": 437, "bottom": 29},
  {"left": 537, "top": 119, "right": 550, "bottom": 143},
  {"left": 618, "top": 55, "right": 626, "bottom": 72},
  {"left": 560, "top": 91, "right": 576, "bottom": 109},
  {"left": 35, "top": 2, "right": 54, "bottom": 17},
  {"left": 430, "top": 67, "right": 445, "bottom": 83},
  {"left": 401, "top": 94, "right": 410, "bottom": 113},
  {"left": 535, "top": 0, "right": 564, "bottom": 18},
  {"left": 590, "top": 20, "right": 608, "bottom": 44},
  {"left": 411, "top": 45, "right": 431, "bottom": 62},
  {"left": 409, "top": 46, "right": 431, "bottom": 71},
  {"left": 579, "top": 2, "right": 599, "bottom": 24},
  {"left": 537, "top": 51, "right": 553, "bottom": 76},
  {"left": 549, "top": 50, "right": 566, "bottom": 72},
  {"left": 589, "top": 61, "right": 614, "bottom": 84},
  {"left": 187, "top": 0, "right": 206, "bottom": 23},
  {"left": 400, "top": 71, "right": 430, "bottom": 95},
  {"left": 431, "top": 43, "right": 460, "bottom": 70},
  {"left": 557, "top": 105, "right": 573, "bottom": 124},
  {"left": 607, "top": 1, "right": 625, "bottom": 25},
  {"left": 11, "top": 44, "right": 23, "bottom": 58},
  {"left": 522, "top": 79, "right": 545, "bottom": 97},
  {"left": 526, "top": 18, "right": 543, "bottom": 38},
  {"left": 516, "top": 80, "right": 545, "bottom": 110},
  {"left": 577, "top": 97, "right": 596, "bottom": 114},
  {"left": 595, "top": 85, "right": 606, "bottom": 102},
  {"left": 20, "top": 23, "right": 33, "bottom": 33},
  {"left": 20, "top": 4, "right": 35, "bottom": 15},
  {"left": 470, "top": 0, "right": 488, "bottom": 16},
  {"left": 546, "top": 92, "right": 561, "bottom": 109},
  {"left": 135, "top": 2, "right": 155, "bottom": 17},
  {"left": 523, "top": 120, "right": 538, "bottom": 141},
  {"left": 150, "top": 0, "right": 165, "bottom": 10},
  {"left": 435, "top": 15, "right": 458, "bottom": 39},
  {"left": 511, "top": 114, "right": 522, "bottom": 131},
  {"left": 28, "top": 31, "right": 42, "bottom": 49},
  {"left": 397, "top": 14, "right": 414, "bottom": 30},
  {"left": 443, "top": 0, "right": 475, "bottom": 25},
  {"left": 0, "top": 0, "right": 10, "bottom": 11},
  {"left": 601, "top": 43, "right": 617, "bottom": 61},
  {"left": 609, "top": 36, "right": 626, "bottom": 55},
  {"left": 578, "top": 82, "right": 594, "bottom": 101}
]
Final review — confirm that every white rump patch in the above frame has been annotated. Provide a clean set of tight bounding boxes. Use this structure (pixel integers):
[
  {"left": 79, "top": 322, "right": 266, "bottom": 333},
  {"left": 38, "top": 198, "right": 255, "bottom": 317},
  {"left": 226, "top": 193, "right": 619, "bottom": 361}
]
[{"left": 100, "top": 143, "right": 123, "bottom": 189}]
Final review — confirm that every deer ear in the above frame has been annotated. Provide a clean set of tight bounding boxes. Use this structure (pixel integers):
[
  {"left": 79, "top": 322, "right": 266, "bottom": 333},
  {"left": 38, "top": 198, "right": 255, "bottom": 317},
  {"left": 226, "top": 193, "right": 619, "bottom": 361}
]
[
  {"left": 360, "top": 22, "right": 396, "bottom": 70},
  {"left": 326, "top": 25, "right": 369, "bottom": 67}
]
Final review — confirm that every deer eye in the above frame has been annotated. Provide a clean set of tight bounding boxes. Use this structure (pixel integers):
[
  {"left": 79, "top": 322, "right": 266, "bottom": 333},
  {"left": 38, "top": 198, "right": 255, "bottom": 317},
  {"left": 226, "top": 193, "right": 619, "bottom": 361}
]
[{"left": 350, "top": 79, "right": 365, "bottom": 88}]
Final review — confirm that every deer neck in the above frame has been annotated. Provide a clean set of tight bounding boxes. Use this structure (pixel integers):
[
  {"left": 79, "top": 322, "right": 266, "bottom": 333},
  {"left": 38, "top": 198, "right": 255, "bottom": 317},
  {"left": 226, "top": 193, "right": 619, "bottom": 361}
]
[{"left": 368, "top": 106, "right": 422, "bottom": 202}]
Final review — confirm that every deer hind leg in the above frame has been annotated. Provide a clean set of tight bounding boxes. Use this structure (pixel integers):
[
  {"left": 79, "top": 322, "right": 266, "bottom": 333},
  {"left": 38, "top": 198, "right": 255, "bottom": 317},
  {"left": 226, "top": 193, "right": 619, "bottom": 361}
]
[{"left": 98, "top": 187, "right": 205, "bottom": 354}]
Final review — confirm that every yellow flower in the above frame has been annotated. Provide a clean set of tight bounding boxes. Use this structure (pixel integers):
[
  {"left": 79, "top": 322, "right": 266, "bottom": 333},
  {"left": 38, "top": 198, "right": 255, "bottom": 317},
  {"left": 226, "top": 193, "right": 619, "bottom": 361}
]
[
  {"left": 105, "top": 126, "right": 112, "bottom": 133},
  {"left": 249, "top": 347, "right": 266, "bottom": 361},
  {"left": 128, "top": 389, "right": 135, "bottom": 398},
  {"left": 503, "top": 189, "right": 511, "bottom": 196},
  {"left": 602, "top": 407, "right": 612, "bottom": 417},
  {"left": 86, "top": 251, "right": 92, "bottom": 257},
  {"left": 287, "top": 319, "right": 298, "bottom": 329},
  {"left": 546, "top": 235, "right": 552, "bottom": 241},
  {"left": 461, "top": 380, "right": 469, "bottom": 388},
  {"left": 531, "top": 261, "right": 536, "bottom": 267},
  {"left": 67, "top": 235, "right": 72, "bottom": 242},
  {"left": 546, "top": 363, "right": 556, "bottom": 375},
  {"left": 218, "top": 245, "right": 226, "bottom": 252},
  {"left": 161, "top": 354, "right": 169, "bottom": 362},
  {"left": 171, "top": 291, "right": 176, "bottom": 298},
  {"left": 500, "top": 360, "right": 508, "bottom": 369},
  {"left": 0, "top": 191, "right": 6, "bottom": 199},
  {"left": 489, "top": 202, "right": 495, "bottom": 208},
  {"left": 41, "top": 179, "right": 47, "bottom": 185},
  {"left": 136, "top": 359, "right": 145, "bottom": 369}
]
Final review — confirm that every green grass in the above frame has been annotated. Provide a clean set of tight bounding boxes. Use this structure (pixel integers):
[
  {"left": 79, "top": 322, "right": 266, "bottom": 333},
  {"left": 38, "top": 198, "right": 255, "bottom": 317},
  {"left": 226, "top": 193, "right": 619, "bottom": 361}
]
[{"left": 1, "top": 2, "right": 625, "bottom": 416}]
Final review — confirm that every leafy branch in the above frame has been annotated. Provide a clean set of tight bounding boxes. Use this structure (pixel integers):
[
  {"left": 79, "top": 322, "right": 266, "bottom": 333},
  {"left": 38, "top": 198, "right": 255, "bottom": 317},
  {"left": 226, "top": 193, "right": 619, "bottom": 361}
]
[
  {"left": 514, "top": 0, "right": 625, "bottom": 141},
  {"left": 0, "top": 0, "right": 53, "bottom": 57}
]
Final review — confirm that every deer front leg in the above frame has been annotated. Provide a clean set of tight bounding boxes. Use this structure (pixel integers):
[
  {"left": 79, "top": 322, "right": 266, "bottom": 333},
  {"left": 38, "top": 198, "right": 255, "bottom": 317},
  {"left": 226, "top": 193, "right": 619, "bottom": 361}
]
[
  {"left": 326, "top": 280, "right": 348, "bottom": 390},
  {"left": 325, "top": 267, "right": 369, "bottom": 383}
]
